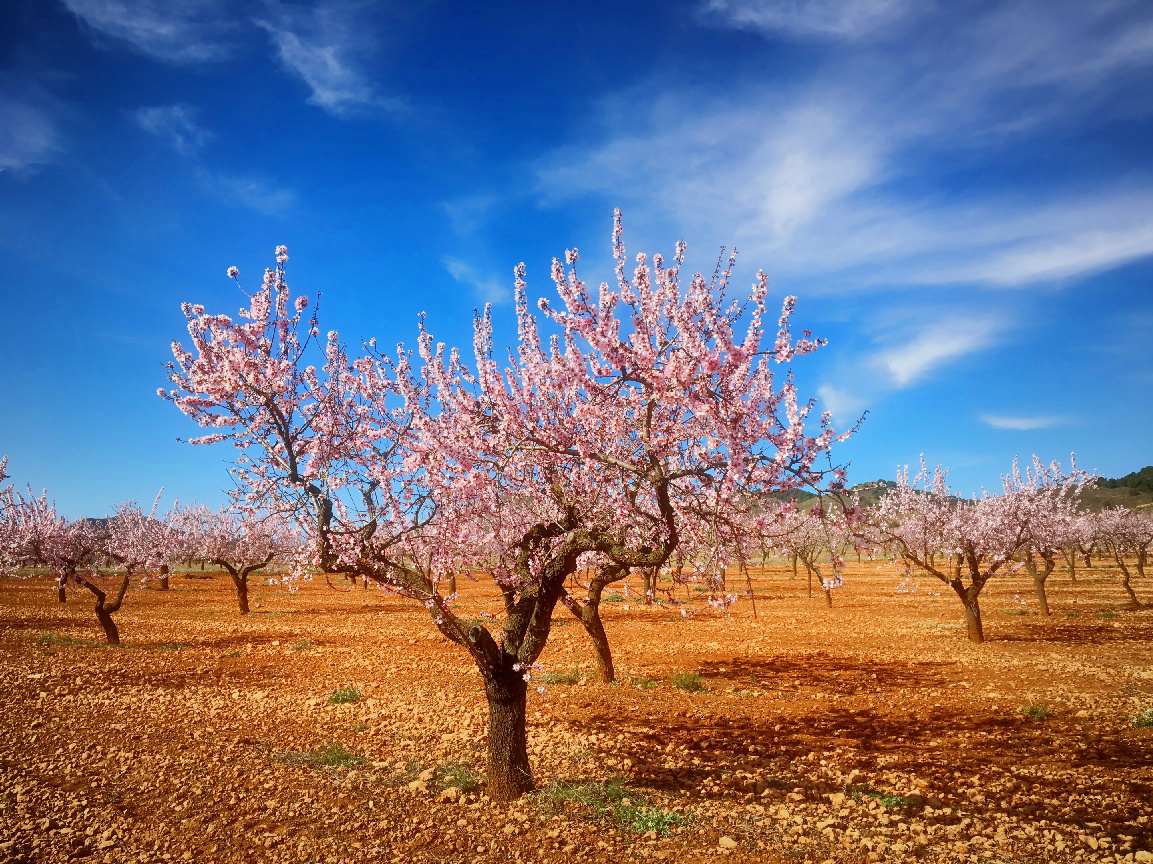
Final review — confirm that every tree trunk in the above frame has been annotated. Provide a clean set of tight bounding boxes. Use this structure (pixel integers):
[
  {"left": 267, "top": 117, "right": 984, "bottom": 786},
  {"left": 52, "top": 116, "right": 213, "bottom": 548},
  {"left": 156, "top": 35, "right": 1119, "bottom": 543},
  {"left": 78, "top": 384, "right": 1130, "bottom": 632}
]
[
  {"left": 157, "top": 564, "right": 170, "bottom": 591},
  {"left": 806, "top": 562, "right": 813, "bottom": 598},
  {"left": 823, "top": 586, "right": 833, "bottom": 607},
  {"left": 951, "top": 582, "right": 984, "bottom": 644},
  {"left": 642, "top": 569, "right": 655, "bottom": 604},
  {"left": 1033, "top": 571, "right": 1050, "bottom": 616},
  {"left": 447, "top": 574, "right": 457, "bottom": 596},
  {"left": 1066, "top": 551, "right": 1076, "bottom": 583},
  {"left": 482, "top": 670, "right": 532, "bottom": 802},
  {"left": 56, "top": 579, "right": 66, "bottom": 604},
  {"left": 234, "top": 576, "right": 249, "bottom": 615},
  {"left": 1024, "top": 558, "right": 1051, "bottom": 616},
  {"left": 579, "top": 607, "right": 615, "bottom": 683},
  {"left": 1117, "top": 559, "right": 1143, "bottom": 609},
  {"left": 95, "top": 603, "right": 120, "bottom": 645}
]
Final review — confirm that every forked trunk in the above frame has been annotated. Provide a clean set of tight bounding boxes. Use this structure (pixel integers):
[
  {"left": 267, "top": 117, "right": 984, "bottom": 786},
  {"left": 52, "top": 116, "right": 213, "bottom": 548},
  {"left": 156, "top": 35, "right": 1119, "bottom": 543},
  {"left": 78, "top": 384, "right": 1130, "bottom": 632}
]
[
  {"left": 483, "top": 670, "right": 532, "bottom": 802},
  {"left": 1024, "top": 558, "right": 1051, "bottom": 616},
  {"left": 642, "top": 569, "right": 655, "bottom": 604}
]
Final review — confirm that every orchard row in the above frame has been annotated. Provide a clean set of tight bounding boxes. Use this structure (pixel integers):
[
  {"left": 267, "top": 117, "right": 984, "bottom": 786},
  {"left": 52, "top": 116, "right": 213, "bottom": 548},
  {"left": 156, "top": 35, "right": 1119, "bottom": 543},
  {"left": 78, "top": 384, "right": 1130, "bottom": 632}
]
[{"left": 2, "top": 218, "right": 1149, "bottom": 799}]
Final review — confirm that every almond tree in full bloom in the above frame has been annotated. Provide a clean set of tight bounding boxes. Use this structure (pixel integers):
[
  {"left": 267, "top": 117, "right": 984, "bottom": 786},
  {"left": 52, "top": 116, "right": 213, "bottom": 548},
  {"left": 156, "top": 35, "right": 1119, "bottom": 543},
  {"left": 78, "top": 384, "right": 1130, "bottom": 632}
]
[
  {"left": 1095, "top": 507, "right": 1152, "bottom": 608},
  {"left": 1, "top": 482, "right": 180, "bottom": 643},
  {"left": 1010, "top": 456, "right": 1093, "bottom": 615},
  {"left": 178, "top": 504, "right": 297, "bottom": 614},
  {"left": 866, "top": 456, "right": 1085, "bottom": 642},
  {"left": 162, "top": 217, "right": 849, "bottom": 800}
]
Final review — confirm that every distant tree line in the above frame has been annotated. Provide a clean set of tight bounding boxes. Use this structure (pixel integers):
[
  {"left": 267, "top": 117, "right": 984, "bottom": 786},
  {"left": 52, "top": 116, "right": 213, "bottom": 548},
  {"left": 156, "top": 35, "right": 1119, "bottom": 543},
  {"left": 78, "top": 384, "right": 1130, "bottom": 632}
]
[{"left": 1098, "top": 466, "right": 1153, "bottom": 495}]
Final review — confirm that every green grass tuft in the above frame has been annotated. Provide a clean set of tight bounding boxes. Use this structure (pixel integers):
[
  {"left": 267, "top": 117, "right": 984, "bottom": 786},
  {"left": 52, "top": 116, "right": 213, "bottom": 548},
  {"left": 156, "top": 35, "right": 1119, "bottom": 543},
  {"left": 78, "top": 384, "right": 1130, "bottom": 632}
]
[
  {"left": 290, "top": 640, "right": 310, "bottom": 652},
  {"left": 1021, "top": 704, "right": 1051, "bottom": 722},
  {"left": 671, "top": 671, "right": 706, "bottom": 693},
  {"left": 847, "top": 785, "right": 918, "bottom": 808},
  {"left": 436, "top": 761, "right": 483, "bottom": 793},
  {"left": 328, "top": 686, "right": 363, "bottom": 705},
  {"left": 38, "top": 632, "right": 89, "bottom": 647},
  {"left": 535, "top": 778, "right": 687, "bottom": 836},
  {"left": 1095, "top": 611, "right": 1120, "bottom": 619},
  {"left": 1133, "top": 708, "right": 1153, "bottom": 729},
  {"left": 539, "top": 670, "right": 581, "bottom": 685}
]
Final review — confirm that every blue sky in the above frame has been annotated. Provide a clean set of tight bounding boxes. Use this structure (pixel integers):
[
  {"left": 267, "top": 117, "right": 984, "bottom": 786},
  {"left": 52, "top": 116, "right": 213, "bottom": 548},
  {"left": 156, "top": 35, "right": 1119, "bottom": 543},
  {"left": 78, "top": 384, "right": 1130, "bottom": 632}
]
[{"left": 1, "top": 0, "right": 1150, "bottom": 517}]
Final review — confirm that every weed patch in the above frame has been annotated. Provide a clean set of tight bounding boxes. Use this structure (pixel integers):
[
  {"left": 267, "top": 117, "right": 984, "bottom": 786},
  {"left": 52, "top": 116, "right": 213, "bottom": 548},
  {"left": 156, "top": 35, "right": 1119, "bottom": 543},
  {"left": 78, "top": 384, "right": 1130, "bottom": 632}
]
[
  {"left": 1021, "top": 704, "right": 1051, "bottom": 722},
  {"left": 328, "top": 686, "right": 363, "bottom": 705},
  {"left": 671, "top": 671, "right": 706, "bottom": 693},
  {"left": 535, "top": 778, "right": 687, "bottom": 836},
  {"left": 1133, "top": 708, "right": 1153, "bottom": 729}
]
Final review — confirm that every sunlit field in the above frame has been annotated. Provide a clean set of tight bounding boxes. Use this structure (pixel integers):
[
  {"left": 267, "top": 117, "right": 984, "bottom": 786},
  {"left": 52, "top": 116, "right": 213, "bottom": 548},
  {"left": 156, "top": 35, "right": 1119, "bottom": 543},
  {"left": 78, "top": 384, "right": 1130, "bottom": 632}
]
[{"left": 2, "top": 559, "right": 1149, "bottom": 864}]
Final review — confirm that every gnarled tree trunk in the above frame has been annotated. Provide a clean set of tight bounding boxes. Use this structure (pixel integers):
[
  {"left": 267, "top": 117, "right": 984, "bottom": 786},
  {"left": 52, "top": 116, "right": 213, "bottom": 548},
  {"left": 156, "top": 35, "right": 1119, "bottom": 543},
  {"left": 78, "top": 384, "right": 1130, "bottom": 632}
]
[
  {"left": 157, "top": 564, "right": 170, "bottom": 591},
  {"left": 482, "top": 667, "right": 532, "bottom": 801},
  {"left": 951, "top": 582, "right": 984, "bottom": 644}
]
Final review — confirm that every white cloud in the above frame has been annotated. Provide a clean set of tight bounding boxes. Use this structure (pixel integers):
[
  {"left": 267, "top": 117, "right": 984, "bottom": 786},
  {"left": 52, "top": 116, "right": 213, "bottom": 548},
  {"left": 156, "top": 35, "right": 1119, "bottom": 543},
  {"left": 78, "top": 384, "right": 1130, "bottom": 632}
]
[
  {"left": 135, "top": 105, "right": 212, "bottom": 156},
  {"left": 195, "top": 167, "right": 296, "bottom": 216},
  {"left": 875, "top": 319, "right": 1000, "bottom": 387},
  {"left": 444, "top": 256, "right": 510, "bottom": 306},
  {"left": 979, "top": 414, "right": 1065, "bottom": 431},
  {"left": 817, "top": 384, "right": 868, "bottom": 421},
  {"left": 256, "top": 1, "right": 400, "bottom": 116},
  {"left": 530, "top": 2, "right": 1153, "bottom": 292},
  {"left": 702, "top": 0, "right": 920, "bottom": 41},
  {"left": 0, "top": 97, "right": 59, "bottom": 173},
  {"left": 61, "top": 0, "right": 236, "bottom": 64}
]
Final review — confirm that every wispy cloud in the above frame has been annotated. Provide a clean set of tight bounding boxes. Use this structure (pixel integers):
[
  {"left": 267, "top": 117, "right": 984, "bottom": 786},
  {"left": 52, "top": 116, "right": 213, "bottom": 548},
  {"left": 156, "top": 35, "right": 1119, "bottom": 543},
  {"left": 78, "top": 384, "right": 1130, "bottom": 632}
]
[
  {"left": 131, "top": 104, "right": 294, "bottom": 215},
  {"left": 532, "top": 1, "right": 1153, "bottom": 291},
  {"left": 135, "top": 105, "right": 212, "bottom": 156},
  {"left": 444, "top": 256, "right": 510, "bottom": 306},
  {"left": 0, "top": 95, "right": 59, "bottom": 173},
  {"left": 875, "top": 319, "right": 1001, "bottom": 387},
  {"left": 195, "top": 168, "right": 296, "bottom": 216},
  {"left": 256, "top": 1, "right": 400, "bottom": 117},
  {"left": 817, "top": 384, "right": 868, "bottom": 422},
  {"left": 702, "top": 0, "right": 921, "bottom": 41},
  {"left": 61, "top": 0, "right": 237, "bottom": 64},
  {"left": 979, "top": 414, "right": 1066, "bottom": 431}
]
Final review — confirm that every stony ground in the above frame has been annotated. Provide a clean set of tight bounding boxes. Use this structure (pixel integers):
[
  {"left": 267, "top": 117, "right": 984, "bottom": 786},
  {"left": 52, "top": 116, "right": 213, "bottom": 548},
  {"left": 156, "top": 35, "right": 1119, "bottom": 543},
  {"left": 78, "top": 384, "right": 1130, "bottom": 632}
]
[{"left": 1, "top": 559, "right": 1151, "bottom": 864}]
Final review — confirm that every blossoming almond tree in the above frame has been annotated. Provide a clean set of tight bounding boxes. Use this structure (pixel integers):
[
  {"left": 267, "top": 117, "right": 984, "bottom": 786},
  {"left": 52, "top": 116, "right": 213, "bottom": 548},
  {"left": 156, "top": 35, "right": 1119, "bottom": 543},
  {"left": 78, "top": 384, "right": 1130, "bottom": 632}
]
[
  {"left": 178, "top": 504, "right": 296, "bottom": 614},
  {"left": 1010, "top": 456, "right": 1092, "bottom": 615},
  {"left": 867, "top": 457, "right": 1084, "bottom": 642},
  {"left": 1095, "top": 507, "right": 1152, "bottom": 608},
  {"left": 162, "top": 217, "right": 848, "bottom": 800}
]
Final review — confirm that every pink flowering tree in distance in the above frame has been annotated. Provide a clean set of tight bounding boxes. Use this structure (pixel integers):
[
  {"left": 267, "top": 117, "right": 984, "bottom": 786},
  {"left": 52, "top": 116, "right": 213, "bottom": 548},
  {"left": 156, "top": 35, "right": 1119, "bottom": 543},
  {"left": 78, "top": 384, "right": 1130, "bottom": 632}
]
[
  {"left": 866, "top": 456, "right": 1084, "bottom": 643},
  {"left": 1011, "top": 456, "right": 1093, "bottom": 615},
  {"left": 162, "top": 217, "right": 849, "bottom": 800},
  {"left": 1095, "top": 507, "right": 1152, "bottom": 608},
  {"left": 178, "top": 504, "right": 297, "bottom": 614}
]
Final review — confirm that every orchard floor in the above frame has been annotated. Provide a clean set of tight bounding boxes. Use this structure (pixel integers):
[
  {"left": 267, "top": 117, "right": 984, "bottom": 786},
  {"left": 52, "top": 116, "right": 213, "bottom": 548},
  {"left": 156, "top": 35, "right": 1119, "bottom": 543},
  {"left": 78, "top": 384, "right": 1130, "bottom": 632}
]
[{"left": 1, "top": 562, "right": 1151, "bottom": 864}]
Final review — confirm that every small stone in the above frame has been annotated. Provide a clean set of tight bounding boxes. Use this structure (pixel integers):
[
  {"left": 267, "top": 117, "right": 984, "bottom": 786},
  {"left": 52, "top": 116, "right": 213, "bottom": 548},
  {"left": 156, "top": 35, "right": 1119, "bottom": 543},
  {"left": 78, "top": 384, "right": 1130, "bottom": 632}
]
[
  {"left": 1134, "top": 851, "right": 1153, "bottom": 863},
  {"left": 718, "top": 836, "right": 738, "bottom": 850}
]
